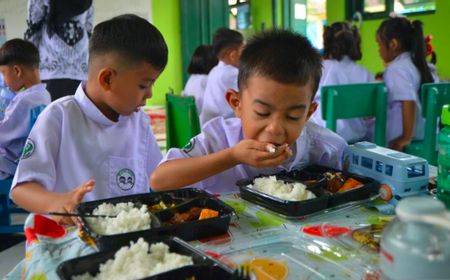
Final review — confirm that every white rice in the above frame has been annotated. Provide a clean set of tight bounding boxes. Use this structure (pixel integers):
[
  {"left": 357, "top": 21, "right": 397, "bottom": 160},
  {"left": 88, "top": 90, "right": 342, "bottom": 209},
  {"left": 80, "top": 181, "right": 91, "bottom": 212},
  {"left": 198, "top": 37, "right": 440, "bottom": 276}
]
[
  {"left": 87, "top": 202, "right": 151, "bottom": 235},
  {"left": 248, "top": 176, "right": 316, "bottom": 201},
  {"left": 72, "top": 238, "right": 194, "bottom": 280}
]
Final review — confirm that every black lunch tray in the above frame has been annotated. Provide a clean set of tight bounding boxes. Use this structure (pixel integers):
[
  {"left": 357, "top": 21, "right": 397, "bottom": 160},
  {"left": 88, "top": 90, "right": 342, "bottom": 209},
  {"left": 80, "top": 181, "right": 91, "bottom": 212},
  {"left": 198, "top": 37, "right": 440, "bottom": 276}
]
[
  {"left": 57, "top": 236, "right": 233, "bottom": 280},
  {"left": 76, "top": 188, "right": 234, "bottom": 251},
  {"left": 236, "top": 165, "right": 380, "bottom": 217}
]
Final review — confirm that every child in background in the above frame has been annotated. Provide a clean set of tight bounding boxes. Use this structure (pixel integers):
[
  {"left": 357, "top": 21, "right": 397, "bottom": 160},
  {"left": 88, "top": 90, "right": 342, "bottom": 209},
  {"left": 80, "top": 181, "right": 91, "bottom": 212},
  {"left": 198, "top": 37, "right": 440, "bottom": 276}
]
[
  {"left": 310, "top": 22, "right": 375, "bottom": 143},
  {"left": 10, "top": 14, "right": 167, "bottom": 225},
  {"left": 376, "top": 17, "right": 437, "bottom": 151},
  {"left": 183, "top": 44, "right": 218, "bottom": 114},
  {"left": 151, "top": 30, "right": 347, "bottom": 193},
  {"left": 200, "top": 27, "right": 244, "bottom": 125},
  {"left": 0, "top": 39, "right": 51, "bottom": 180}
]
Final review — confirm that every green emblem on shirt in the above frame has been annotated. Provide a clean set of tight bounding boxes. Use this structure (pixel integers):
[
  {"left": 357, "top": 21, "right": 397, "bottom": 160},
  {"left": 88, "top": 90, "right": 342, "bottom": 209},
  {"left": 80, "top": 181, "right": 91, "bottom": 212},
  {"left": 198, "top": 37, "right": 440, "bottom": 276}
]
[
  {"left": 21, "top": 139, "right": 35, "bottom": 159},
  {"left": 116, "top": 168, "right": 135, "bottom": 190},
  {"left": 182, "top": 138, "right": 196, "bottom": 153}
]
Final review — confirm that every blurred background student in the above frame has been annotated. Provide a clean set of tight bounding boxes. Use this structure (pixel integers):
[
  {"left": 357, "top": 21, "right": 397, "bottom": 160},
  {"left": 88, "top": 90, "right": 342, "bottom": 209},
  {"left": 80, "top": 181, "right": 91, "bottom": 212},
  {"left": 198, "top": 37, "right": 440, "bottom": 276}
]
[
  {"left": 24, "top": 0, "right": 94, "bottom": 101},
  {"left": 183, "top": 44, "right": 217, "bottom": 115}
]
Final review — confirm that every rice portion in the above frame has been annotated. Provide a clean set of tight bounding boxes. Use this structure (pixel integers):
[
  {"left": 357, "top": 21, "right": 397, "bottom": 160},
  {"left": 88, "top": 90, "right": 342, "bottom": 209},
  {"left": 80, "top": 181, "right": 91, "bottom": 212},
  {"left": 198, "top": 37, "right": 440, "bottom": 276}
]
[
  {"left": 87, "top": 202, "right": 151, "bottom": 235},
  {"left": 72, "top": 238, "right": 194, "bottom": 280},
  {"left": 248, "top": 176, "right": 316, "bottom": 201}
]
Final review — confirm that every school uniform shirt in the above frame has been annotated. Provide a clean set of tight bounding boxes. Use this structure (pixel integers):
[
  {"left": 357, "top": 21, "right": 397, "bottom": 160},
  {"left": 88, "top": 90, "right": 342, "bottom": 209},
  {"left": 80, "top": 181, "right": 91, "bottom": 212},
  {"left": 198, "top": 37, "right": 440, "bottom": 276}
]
[
  {"left": 0, "top": 83, "right": 51, "bottom": 179},
  {"left": 200, "top": 61, "right": 238, "bottom": 125},
  {"left": 183, "top": 74, "right": 208, "bottom": 114},
  {"left": 384, "top": 52, "right": 438, "bottom": 142},
  {"left": 310, "top": 56, "right": 375, "bottom": 143},
  {"left": 11, "top": 82, "right": 162, "bottom": 201},
  {"left": 161, "top": 117, "right": 347, "bottom": 193}
]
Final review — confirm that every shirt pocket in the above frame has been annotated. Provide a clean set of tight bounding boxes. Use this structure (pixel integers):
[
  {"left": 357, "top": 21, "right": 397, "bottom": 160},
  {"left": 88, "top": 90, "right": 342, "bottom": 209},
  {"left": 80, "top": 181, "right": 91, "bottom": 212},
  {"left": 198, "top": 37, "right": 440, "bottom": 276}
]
[{"left": 109, "top": 156, "right": 147, "bottom": 196}]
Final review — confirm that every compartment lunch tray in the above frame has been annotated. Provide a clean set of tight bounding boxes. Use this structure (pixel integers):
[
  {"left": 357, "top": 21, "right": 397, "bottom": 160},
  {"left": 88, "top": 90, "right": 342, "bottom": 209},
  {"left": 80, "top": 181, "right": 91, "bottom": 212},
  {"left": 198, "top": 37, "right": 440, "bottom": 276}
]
[
  {"left": 77, "top": 189, "right": 234, "bottom": 250},
  {"left": 236, "top": 165, "right": 380, "bottom": 217},
  {"left": 57, "top": 236, "right": 233, "bottom": 280}
]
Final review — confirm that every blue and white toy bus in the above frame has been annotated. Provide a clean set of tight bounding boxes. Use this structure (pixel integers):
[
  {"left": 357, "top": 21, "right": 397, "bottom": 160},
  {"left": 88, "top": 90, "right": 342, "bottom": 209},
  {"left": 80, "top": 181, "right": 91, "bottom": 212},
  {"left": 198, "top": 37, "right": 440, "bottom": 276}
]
[{"left": 343, "top": 142, "right": 429, "bottom": 212}]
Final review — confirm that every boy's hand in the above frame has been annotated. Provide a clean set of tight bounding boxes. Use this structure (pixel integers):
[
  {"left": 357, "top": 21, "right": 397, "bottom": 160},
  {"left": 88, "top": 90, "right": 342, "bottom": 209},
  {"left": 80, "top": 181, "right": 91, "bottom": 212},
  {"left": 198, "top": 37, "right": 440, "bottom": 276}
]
[
  {"left": 231, "top": 140, "right": 293, "bottom": 168},
  {"left": 50, "top": 179, "right": 95, "bottom": 226},
  {"left": 389, "top": 137, "right": 410, "bottom": 151}
]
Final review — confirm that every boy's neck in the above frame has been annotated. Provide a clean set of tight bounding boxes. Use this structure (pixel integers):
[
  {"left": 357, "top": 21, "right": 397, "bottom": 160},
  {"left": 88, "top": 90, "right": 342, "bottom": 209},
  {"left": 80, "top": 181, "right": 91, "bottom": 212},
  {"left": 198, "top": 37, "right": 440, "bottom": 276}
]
[{"left": 21, "top": 68, "right": 41, "bottom": 90}]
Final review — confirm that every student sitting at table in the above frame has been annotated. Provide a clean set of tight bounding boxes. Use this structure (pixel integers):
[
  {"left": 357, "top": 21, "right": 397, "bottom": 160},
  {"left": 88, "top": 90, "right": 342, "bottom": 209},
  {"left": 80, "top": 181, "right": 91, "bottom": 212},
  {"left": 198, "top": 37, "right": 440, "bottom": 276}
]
[
  {"left": 10, "top": 14, "right": 167, "bottom": 225},
  {"left": 0, "top": 39, "right": 51, "bottom": 180},
  {"left": 151, "top": 29, "right": 347, "bottom": 194}
]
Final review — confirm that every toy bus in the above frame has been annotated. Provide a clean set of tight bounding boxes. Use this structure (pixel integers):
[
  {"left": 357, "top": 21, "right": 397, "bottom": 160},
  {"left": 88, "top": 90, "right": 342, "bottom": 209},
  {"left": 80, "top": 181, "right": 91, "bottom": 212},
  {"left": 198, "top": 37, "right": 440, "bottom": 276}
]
[{"left": 343, "top": 142, "right": 429, "bottom": 209}]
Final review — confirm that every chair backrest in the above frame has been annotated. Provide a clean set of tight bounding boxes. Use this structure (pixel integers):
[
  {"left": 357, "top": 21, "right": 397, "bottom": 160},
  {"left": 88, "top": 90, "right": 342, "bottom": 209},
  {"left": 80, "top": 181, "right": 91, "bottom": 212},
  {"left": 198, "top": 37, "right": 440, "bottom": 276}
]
[
  {"left": 419, "top": 82, "right": 450, "bottom": 163},
  {"left": 166, "top": 93, "right": 201, "bottom": 149},
  {"left": 321, "top": 82, "right": 387, "bottom": 147}
]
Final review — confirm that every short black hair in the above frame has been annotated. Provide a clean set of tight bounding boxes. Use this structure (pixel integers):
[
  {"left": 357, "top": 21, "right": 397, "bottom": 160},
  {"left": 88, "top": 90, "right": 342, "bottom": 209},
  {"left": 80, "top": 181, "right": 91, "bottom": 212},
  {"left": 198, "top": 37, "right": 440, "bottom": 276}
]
[
  {"left": 89, "top": 14, "right": 168, "bottom": 71},
  {"left": 187, "top": 45, "right": 218, "bottom": 75},
  {"left": 323, "top": 22, "right": 362, "bottom": 61},
  {"left": 0, "top": 38, "right": 40, "bottom": 67},
  {"left": 212, "top": 27, "right": 244, "bottom": 57},
  {"left": 238, "top": 29, "right": 322, "bottom": 99}
]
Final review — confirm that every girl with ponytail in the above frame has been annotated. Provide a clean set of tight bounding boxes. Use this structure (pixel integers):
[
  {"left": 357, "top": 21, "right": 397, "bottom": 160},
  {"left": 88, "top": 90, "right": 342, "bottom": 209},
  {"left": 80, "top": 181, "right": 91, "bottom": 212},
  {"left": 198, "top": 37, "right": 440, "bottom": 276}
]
[
  {"left": 376, "top": 17, "right": 438, "bottom": 151},
  {"left": 311, "top": 22, "right": 375, "bottom": 143}
]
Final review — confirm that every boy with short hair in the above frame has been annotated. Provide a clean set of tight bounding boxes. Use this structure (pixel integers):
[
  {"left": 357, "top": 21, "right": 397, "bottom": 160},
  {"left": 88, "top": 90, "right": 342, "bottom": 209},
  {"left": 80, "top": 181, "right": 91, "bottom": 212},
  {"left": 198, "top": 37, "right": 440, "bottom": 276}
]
[
  {"left": 0, "top": 38, "right": 51, "bottom": 180},
  {"left": 11, "top": 14, "right": 167, "bottom": 224},
  {"left": 151, "top": 30, "right": 347, "bottom": 193},
  {"left": 200, "top": 27, "right": 244, "bottom": 125}
]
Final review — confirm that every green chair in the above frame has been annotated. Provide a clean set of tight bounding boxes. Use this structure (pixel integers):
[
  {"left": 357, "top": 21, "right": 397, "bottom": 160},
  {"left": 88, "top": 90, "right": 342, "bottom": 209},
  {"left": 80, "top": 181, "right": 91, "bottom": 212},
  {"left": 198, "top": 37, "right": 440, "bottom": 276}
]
[
  {"left": 321, "top": 82, "right": 387, "bottom": 147},
  {"left": 405, "top": 82, "right": 450, "bottom": 165},
  {"left": 165, "top": 93, "right": 201, "bottom": 149}
]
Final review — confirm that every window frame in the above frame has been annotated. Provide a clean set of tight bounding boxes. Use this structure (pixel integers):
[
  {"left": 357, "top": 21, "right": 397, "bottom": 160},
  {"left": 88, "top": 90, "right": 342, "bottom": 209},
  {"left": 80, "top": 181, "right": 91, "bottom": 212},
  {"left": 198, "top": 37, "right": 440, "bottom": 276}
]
[{"left": 346, "top": 0, "right": 435, "bottom": 21}]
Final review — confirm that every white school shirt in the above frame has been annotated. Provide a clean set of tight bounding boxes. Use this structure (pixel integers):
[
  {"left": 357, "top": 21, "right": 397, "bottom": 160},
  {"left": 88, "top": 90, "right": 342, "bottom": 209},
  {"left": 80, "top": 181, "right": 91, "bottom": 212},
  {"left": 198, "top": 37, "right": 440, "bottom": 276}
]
[
  {"left": 161, "top": 117, "right": 347, "bottom": 194},
  {"left": 200, "top": 61, "right": 238, "bottom": 125},
  {"left": 11, "top": 82, "right": 162, "bottom": 201},
  {"left": 183, "top": 74, "right": 208, "bottom": 114},
  {"left": 0, "top": 83, "right": 51, "bottom": 179},
  {"left": 310, "top": 56, "right": 375, "bottom": 143},
  {"left": 384, "top": 52, "right": 438, "bottom": 142}
]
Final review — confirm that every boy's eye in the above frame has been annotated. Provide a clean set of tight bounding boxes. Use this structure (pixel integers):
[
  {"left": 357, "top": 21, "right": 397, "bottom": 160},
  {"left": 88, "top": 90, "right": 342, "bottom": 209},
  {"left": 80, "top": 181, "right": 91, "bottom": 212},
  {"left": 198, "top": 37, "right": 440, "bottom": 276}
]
[
  {"left": 287, "top": 115, "right": 301, "bottom": 121},
  {"left": 254, "top": 111, "right": 270, "bottom": 117},
  {"left": 139, "top": 84, "right": 150, "bottom": 90}
]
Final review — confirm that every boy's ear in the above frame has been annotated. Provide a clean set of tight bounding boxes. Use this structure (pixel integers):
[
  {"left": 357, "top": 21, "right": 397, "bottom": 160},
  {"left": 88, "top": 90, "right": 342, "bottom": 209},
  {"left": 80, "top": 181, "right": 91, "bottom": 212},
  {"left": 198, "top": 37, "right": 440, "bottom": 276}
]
[
  {"left": 98, "top": 67, "right": 115, "bottom": 92},
  {"left": 226, "top": 89, "right": 242, "bottom": 117},
  {"left": 12, "top": 65, "right": 22, "bottom": 77},
  {"left": 305, "top": 101, "right": 318, "bottom": 121}
]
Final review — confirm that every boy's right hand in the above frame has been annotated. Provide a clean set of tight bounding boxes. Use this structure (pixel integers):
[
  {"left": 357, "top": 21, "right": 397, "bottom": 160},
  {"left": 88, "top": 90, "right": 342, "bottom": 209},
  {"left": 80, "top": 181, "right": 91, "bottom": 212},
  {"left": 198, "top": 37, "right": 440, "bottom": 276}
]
[
  {"left": 49, "top": 179, "right": 95, "bottom": 226},
  {"left": 231, "top": 140, "right": 293, "bottom": 168}
]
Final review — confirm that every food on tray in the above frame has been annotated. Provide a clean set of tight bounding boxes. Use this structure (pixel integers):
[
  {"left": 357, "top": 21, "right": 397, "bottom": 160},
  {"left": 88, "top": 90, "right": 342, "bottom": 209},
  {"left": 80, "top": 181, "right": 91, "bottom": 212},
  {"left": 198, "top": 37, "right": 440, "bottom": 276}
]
[
  {"left": 198, "top": 208, "right": 219, "bottom": 220},
  {"left": 338, "top": 178, "right": 364, "bottom": 192},
  {"left": 324, "top": 172, "right": 364, "bottom": 193},
  {"left": 324, "top": 172, "right": 345, "bottom": 192},
  {"left": 148, "top": 200, "right": 177, "bottom": 212},
  {"left": 242, "top": 258, "right": 288, "bottom": 280},
  {"left": 72, "top": 238, "right": 193, "bottom": 280},
  {"left": 87, "top": 202, "right": 151, "bottom": 235},
  {"left": 247, "top": 176, "right": 316, "bottom": 201},
  {"left": 168, "top": 207, "right": 219, "bottom": 224}
]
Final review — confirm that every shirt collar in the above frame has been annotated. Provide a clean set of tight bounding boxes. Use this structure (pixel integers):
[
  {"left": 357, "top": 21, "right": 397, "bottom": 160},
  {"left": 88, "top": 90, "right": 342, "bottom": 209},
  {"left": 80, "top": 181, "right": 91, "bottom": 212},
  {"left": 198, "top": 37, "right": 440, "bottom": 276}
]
[
  {"left": 75, "top": 81, "right": 129, "bottom": 126},
  {"left": 393, "top": 52, "right": 411, "bottom": 63}
]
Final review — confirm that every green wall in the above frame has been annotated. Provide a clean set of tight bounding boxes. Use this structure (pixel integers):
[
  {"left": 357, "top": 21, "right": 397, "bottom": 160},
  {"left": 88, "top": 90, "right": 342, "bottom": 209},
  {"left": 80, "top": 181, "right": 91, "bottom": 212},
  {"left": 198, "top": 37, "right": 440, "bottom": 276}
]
[
  {"left": 252, "top": 0, "right": 273, "bottom": 32},
  {"left": 327, "top": 0, "right": 450, "bottom": 80},
  {"left": 149, "top": 0, "right": 183, "bottom": 105}
]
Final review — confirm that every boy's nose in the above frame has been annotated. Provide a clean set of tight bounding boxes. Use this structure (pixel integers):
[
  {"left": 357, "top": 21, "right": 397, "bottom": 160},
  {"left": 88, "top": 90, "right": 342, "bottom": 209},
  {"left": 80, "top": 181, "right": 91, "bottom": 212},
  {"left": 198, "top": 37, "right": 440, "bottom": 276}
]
[
  {"left": 144, "top": 88, "right": 153, "bottom": 99},
  {"left": 265, "top": 119, "right": 284, "bottom": 137}
]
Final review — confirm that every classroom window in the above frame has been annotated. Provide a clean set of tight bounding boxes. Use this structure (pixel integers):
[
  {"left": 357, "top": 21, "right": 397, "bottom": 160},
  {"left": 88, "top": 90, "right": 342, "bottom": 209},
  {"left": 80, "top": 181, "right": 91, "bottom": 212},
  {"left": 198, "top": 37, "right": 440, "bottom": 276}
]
[
  {"left": 347, "top": 0, "right": 435, "bottom": 20},
  {"left": 375, "top": 161, "right": 383, "bottom": 173},
  {"left": 385, "top": 164, "right": 393, "bottom": 176},
  {"left": 229, "top": 0, "right": 251, "bottom": 30},
  {"left": 361, "top": 156, "right": 373, "bottom": 169},
  {"left": 407, "top": 164, "right": 426, "bottom": 178}
]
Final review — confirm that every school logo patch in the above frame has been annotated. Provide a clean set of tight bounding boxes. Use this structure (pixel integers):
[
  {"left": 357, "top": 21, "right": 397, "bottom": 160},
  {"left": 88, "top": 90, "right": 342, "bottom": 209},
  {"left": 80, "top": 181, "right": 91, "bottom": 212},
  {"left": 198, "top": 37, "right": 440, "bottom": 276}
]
[
  {"left": 116, "top": 168, "right": 135, "bottom": 191},
  {"left": 182, "top": 138, "right": 196, "bottom": 153},
  {"left": 21, "top": 139, "right": 35, "bottom": 159}
]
